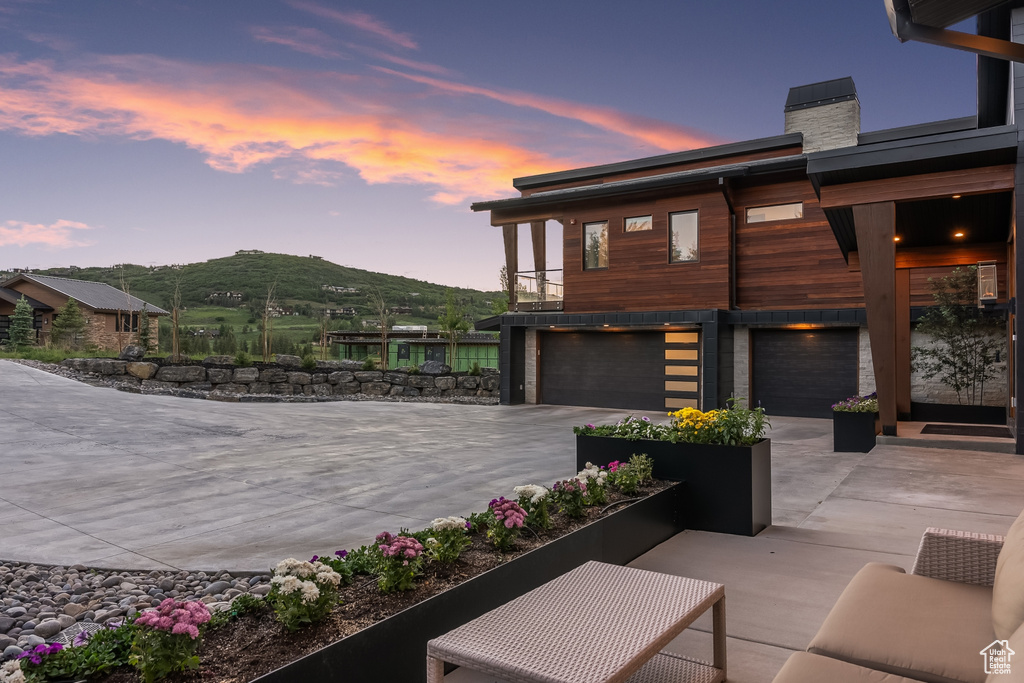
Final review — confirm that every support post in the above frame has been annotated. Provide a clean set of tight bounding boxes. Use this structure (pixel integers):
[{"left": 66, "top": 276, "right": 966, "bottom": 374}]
[
  {"left": 895, "top": 269, "right": 911, "bottom": 419},
  {"left": 853, "top": 202, "right": 898, "bottom": 435},
  {"left": 531, "top": 220, "right": 546, "bottom": 300},
  {"left": 502, "top": 224, "right": 518, "bottom": 311}
]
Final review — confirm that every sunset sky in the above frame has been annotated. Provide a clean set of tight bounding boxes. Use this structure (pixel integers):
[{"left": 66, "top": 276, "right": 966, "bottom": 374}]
[{"left": 0, "top": 1, "right": 978, "bottom": 290}]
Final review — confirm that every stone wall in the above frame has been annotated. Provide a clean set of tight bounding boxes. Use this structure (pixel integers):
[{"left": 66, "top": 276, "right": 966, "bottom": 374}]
[{"left": 59, "top": 356, "right": 500, "bottom": 402}]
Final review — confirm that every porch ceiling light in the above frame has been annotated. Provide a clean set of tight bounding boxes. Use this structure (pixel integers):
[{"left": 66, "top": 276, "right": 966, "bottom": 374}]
[
  {"left": 952, "top": 194, "right": 961, "bottom": 199},
  {"left": 894, "top": 236, "right": 901, "bottom": 242},
  {"left": 954, "top": 231, "right": 965, "bottom": 238}
]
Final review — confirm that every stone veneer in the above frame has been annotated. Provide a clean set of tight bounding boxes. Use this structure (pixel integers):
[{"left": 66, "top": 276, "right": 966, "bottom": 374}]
[{"left": 59, "top": 356, "right": 499, "bottom": 401}]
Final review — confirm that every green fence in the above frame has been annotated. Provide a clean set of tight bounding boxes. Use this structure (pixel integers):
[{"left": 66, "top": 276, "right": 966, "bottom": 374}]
[{"left": 336, "top": 339, "right": 498, "bottom": 372}]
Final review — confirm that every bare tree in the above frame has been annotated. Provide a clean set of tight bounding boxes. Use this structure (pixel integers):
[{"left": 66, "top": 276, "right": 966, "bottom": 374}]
[
  {"left": 170, "top": 273, "right": 183, "bottom": 361},
  {"left": 366, "top": 286, "right": 394, "bottom": 369},
  {"left": 260, "top": 281, "right": 278, "bottom": 362},
  {"left": 117, "top": 267, "right": 131, "bottom": 352}
]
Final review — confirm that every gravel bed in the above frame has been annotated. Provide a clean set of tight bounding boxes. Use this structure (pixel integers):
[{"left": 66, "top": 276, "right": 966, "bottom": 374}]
[
  {"left": 0, "top": 559, "right": 271, "bottom": 662},
  {"left": 7, "top": 359, "right": 499, "bottom": 405}
]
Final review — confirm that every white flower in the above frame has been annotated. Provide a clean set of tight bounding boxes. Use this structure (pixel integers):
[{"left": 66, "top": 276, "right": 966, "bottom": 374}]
[
  {"left": 576, "top": 465, "right": 606, "bottom": 485},
  {"left": 271, "top": 574, "right": 302, "bottom": 595},
  {"left": 513, "top": 484, "right": 549, "bottom": 504},
  {"left": 316, "top": 569, "right": 341, "bottom": 587},
  {"left": 425, "top": 537, "right": 438, "bottom": 546},
  {"left": 1, "top": 661, "right": 25, "bottom": 683},
  {"left": 431, "top": 516, "right": 467, "bottom": 532},
  {"left": 300, "top": 580, "right": 320, "bottom": 604}
]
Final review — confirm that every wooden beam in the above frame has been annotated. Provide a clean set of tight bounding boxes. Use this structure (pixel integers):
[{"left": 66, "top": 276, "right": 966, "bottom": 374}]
[
  {"left": 490, "top": 207, "right": 564, "bottom": 226},
  {"left": 820, "top": 165, "right": 1014, "bottom": 209},
  {"left": 853, "top": 202, "right": 898, "bottom": 435},
  {"left": 530, "top": 220, "right": 546, "bottom": 272},
  {"left": 895, "top": 269, "right": 911, "bottom": 419},
  {"left": 502, "top": 224, "right": 518, "bottom": 310},
  {"left": 848, "top": 243, "right": 1007, "bottom": 271}
]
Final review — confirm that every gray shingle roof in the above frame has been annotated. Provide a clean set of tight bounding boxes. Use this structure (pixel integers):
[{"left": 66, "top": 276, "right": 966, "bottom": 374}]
[{"left": 7, "top": 274, "right": 169, "bottom": 314}]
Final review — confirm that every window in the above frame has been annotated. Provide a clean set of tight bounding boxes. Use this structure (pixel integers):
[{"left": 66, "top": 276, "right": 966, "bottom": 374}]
[
  {"left": 117, "top": 312, "right": 139, "bottom": 332},
  {"left": 669, "top": 211, "right": 699, "bottom": 263},
  {"left": 624, "top": 215, "right": 652, "bottom": 232},
  {"left": 583, "top": 221, "right": 609, "bottom": 270},
  {"left": 746, "top": 202, "right": 803, "bottom": 223}
]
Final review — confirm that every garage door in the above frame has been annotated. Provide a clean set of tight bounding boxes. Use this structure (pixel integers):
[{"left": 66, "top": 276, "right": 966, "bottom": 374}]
[
  {"left": 751, "top": 328, "right": 858, "bottom": 418},
  {"left": 539, "top": 331, "right": 700, "bottom": 411}
]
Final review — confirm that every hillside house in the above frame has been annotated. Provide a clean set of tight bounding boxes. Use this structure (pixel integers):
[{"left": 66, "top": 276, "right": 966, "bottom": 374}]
[
  {"left": 473, "top": 62, "right": 1022, "bottom": 450},
  {"left": 0, "top": 274, "right": 168, "bottom": 350}
]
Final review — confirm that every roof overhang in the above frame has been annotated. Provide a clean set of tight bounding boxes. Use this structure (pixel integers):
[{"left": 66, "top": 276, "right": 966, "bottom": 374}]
[
  {"left": 0, "top": 287, "right": 52, "bottom": 311},
  {"left": 884, "top": 0, "right": 1024, "bottom": 61}
]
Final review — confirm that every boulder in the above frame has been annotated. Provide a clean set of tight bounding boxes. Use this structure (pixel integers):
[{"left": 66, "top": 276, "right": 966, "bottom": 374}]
[
  {"left": 334, "top": 382, "right": 361, "bottom": 395},
  {"left": 312, "top": 384, "right": 332, "bottom": 397},
  {"left": 361, "top": 381, "right": 391, "bottom": 396},
  {"left": 248, "top": 382, "right": 272, "bottom": 394},
  {"left": 268, "top": 384, "right": 294, "bottom": 395},
  {"left": 233, "top": 367, "right": 259, "bottom": 383},
  {"left": 202, "top": 355, "right": 235, "bottom": 365},
  {"left": 82, "top": 359, "right": 128, "bottom": 375},
  {"left": 275, "top": 354, "right": 302, "bottom": 367},
  {"left": 310, "top": 374, "right": 326, "bottom": 384},
  {"left": 328, "top": 371, "right": 354, "bottom": 384},
  {"left": 315, "top": 360, "right": 342, "bottom": 370},
  {"left": 118, "top": 345, "right": 145, "bottom": 361},
  {"left": 286, "top": 372, "right": 311, "bottom": 385},
  {"left": 420, "top": 386, "right": 440, "bottom": 397},
  {"left": 388, "top": 385, "right": 405, "bottom": 396},
  {"left": 457, "top": 376, "right": 480, "bottom": 390},
  {"left": 207, "top": 368, "right": 234, "bottom": 384},
  {"left": 383, "top": 372, "right": 407, "bottom": 386},
  {"left": 32, "top": 620, "right": 61, "bottom": 639},
  {"left": 339, "top": 359, "right": 364, "bottom": 371},
  {"left": 155, "top": 365, "right": 206, "bottom": 383},
  {"left": 420, "top": 360, "right": 451, "bottom": 375},
  {"left": 407, "top": 375, "right": 436, "bottom": 388},
  {"left": 354, "top": 371, "right": 383, "bottom": 382},
  {"left": 141, "top": 380, "right": 179, "bottom": 391},
  {"left": 434, "top": 376, "right": 456, "bottom": 391},
  {"left": 126, "top": 362, "right": 159, "bottom": 380},
  {"left": 181, "top": 382, "right": 213, "bottom": 391},
  {"left": 481, "top": 367, "right": 500, "bottom": 376},
  {"left": 212, "top": 383, "right": 247, "bottom": 394},
  {"left": 402, "top": 386, "right": 420, "bottom": 397},
  {"left": 481, "top": 375, "right": 501, "bottom": 391},
  {"left": 259, "top": 368, "right": 287, "bottom": 383}
]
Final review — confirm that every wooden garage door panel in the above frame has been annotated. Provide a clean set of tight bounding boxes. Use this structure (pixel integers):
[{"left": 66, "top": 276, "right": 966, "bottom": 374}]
[
  {"left": 752, "top": 329, "right": 858, "bottom": 418},
  {"left": 540, "top": 332, "right": 665, "bottom": 411}
]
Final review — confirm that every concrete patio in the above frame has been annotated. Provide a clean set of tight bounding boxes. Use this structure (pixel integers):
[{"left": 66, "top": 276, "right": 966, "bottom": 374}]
[{"left": 3, "top": 359, "right": 1022, "bottom": 682}]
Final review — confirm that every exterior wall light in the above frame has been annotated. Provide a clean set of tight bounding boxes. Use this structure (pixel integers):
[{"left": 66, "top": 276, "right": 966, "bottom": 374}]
[
  {"left": 978, "top": 261, "right": 998, "bottom": 304},
  {"left": 954, "top": 231, "right": 965, "bottom": 238}
]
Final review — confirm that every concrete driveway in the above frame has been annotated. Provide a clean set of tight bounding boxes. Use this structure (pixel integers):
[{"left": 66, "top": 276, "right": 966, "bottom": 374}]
[{"left": 0, "top": 360, "right": 644, "bottom": 571}]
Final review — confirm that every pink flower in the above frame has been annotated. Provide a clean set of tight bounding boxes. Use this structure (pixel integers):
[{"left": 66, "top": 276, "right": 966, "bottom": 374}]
[{"left": 157, "top": 616, "right": 174, "bottom": 631}]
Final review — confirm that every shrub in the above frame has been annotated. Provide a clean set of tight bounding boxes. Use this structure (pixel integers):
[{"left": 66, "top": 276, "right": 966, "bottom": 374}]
[
  {"left": 130, "top": 599, "right": 210, "bottom": 682},
  {"left": 234, "top": 350, "right": 253, "bottom": 367},
  {"left": 206, "top": 593, "right": 267, "bottom": 630},
  {"left": 484, "top": 497, "right": 526, "bottom": 551},
  {"left": 361, "top": 357, "right": 377, "bottom": 371},
  {"left": 576, "top": 462, "right": 608, "bottom": 505},
  {"left": 552, "top": 479, "right": 587, "bottom": 519},
  {"left": 627, "top": 453, "right": 654, "bottom": 485},
  {"left": 425, "top": 516, "right": 472, "bottom": 564},
  {"left": 301, "top": 354, "right": 317, "bottom": 371},
  {"left": 468, "top": 361, "right": 481, "bottom": 376},
  {"left": 375, "top": 532, "right": 424, "bottom": 593},
  {"left": 267, "top": 558, "right": 342, "bottom": 631},
  {"left": 341, "top": 545, "right": 379, "bottom": 576}
]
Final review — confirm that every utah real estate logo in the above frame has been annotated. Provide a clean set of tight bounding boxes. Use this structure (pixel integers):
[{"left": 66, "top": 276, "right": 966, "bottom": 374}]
[{"left": 981, "top": 639, "right": 1015, "bottom": 675}]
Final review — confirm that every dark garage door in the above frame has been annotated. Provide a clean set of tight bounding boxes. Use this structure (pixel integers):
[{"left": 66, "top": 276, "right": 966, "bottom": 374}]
[
  {"left": 539, "top": 331, "right": 666, "bottom": 411},
  {"left": 751, "top": 329, "right": 858, "bottom": 418}
]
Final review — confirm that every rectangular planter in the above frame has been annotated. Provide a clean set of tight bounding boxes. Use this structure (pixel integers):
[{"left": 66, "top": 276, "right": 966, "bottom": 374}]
[
  {"left": 576, "top": 435, "right": 771, "bottom": 537},
  {"left": 254, "top": 483, "right": 684, "bottom": 683},
  {"left": 833, "top": 411, "right": 879, "bottom": 452},
  {"left": 910, "top": 401, "right": 1006, "bottom": 425}
]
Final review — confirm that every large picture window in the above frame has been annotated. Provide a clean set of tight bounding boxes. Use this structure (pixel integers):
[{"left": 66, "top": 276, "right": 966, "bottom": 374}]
[
  {"left": 583, "top": 221, "right": 609, "bottom": 270},
  {"left": 669, "top": 211, "right": 699, "bottom": 263},
  {"left": 117, "top": 312, "right": 139, "bottom": 332}
]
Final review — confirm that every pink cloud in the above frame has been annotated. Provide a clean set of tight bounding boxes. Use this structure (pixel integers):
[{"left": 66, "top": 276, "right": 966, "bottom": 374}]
[
  {"left": 376, "top": 68, "right": 725, "bottom": 153},
  {"left": 0, "top": 219, "right": 93, "bottom": 248},
  {"left": 251, "top": 26, "right": 343, "bottom": 60},
  {"left": 287, "top": 1, "right": 417, "bottom": 50},
  {"left": 343, "top": 42, "right": 455, "bottom": 77}
]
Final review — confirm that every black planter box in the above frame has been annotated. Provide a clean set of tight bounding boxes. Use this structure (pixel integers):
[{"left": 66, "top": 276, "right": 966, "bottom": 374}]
[
  {"left": 832, "top": 411, "right": 879, "bottom": 452},
  {"left": 575, "top": 435, "right": 771, "bottom": 537},
  {"left": 254, "top": 483, "right": 684, "bottom": 683},
  {"left": 910, "top": 402, "right": 1006, "bottom": 425}
]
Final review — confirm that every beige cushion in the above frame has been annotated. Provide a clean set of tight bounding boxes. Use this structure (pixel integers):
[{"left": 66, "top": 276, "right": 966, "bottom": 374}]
[
  {"left": 993, "top": 510, "right": 1024, "bottom": 639},
  {"left": 985, "top": 621, "right": 1024, "bottom": 683},
  {"left": 774, "top": 652, "right": 926, "bottom": 683},
  {"left": 808, "top": 562, "right": 993, "bottom": 683}
]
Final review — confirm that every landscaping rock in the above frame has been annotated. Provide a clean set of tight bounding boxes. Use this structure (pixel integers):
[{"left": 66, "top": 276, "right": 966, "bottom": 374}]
[
  {"left": 33, "top": 620, "right": 61, "bottom": 639},
  {"left": 315, "top": 360, "right": 342, "bottom": 370},
  {"left": 250, "top": 585, "right": 271, "bottom": 597},
  {"left": 56, "top": 614, "right": 76, "bottom": 629},
  {"left": 203, "top": 355, "right": 235, "bottom": 365},
  {"left": 353, "top": 371, "right": 383, "bottom": 382},
  {"left": 4, "top": 645, "right": 24, "bottom": 659},
  {"left": 118, "top": 345, "right": 146, "bottom": 361},
  {"left": 408, "top": 375, "right": 436, "bottom": 388},
  {"left": 0, "top": 617, "right": 14, "bottom": 632},
  {"left": 233, "top": 367, "right": 259, "bottom": 382},
  {"left": 334, "top": 382, "right": 361, "bottom": 395},
  {"left": 181, "top": 381, "right": 213, "bottom": 391},
  {"left": 286, "top": 372, "right": 311, "bottom": 385},
  {"left": 402, "top": 386, "right": 420, "bottom": 397},
  {"left": 202, "top": 580, "right": 231, "bottom": 596},
  {"left": 481, "top": 375, "right": 500, "bottom": 391},
  {"left": 126, "top": 361, "right": 159, "bottom": 380},
  {"left": 434, "top": 376, "right": 456, "bottom": 391},
  {"left": 361, "top": 381, "right": 391, "bottom": 396},
  {"left": 420, "top": 386, "right": 440, "bottom": 397},
  {"left": 62, "top": 604, "right": 85, "bottom": 618},
  {"left": 83, "top": 359, "right": 128, "bottom": 375},
  {"left": 310, "top": 373, "right": 326, "bottom": 384},
  {"left": 155, "top": 365, "right": 206, "bottom": 383},
  {"left": 339, "top": 359, "right": 363, "bottom": 371},
  {"left": 275, "top": 354, "right": 302, "bottom": 367},
  {"left": 212, "top": 383, "right": 247, "bottom": 394},
  {"left": 383, "top": 372, "right": 407, "bottom": 385},
  {"left": 207, "top": 368, "right": 234, "bottom": 383},
  {"left": 259, "top": 368, "right": 287, "bottom": 383},
  {"left": 328, "top": 371, "right": 354, "bottom": 384},
  {"left": 140, "top": 380, "right": 178, "bottom": 392},
  {"left": 457, "top": 376, "right": 480, "bottom": 390},
  {"left": 312, "top": 384, "right": 332, "bottom": 397},
  {"left": 420, "top": 360, "right": 451, "bottom": 375}
]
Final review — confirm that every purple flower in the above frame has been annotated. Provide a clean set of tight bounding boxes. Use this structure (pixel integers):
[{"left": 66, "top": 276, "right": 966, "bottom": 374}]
[
  {"left": 73, "top": 630, "right": 91, "bottom": 647},
  {"left": 586, "top": 423, "right": 595, "bottom": 429},
  {"left": 465, "top": 520, "right": 472, "bottom": 529},
  {"left": 335, "top": 549, "right": 348, "bottom": 558},
  {"left": 642, "top": 416, "right": 650, "bottom": 422},
  {"left": 310, "top": 555, "right": 319, "bottom": 562}
]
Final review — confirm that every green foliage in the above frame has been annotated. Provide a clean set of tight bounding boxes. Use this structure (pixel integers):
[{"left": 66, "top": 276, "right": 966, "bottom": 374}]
[
  {"left": 130, "top": 628, "right": 201, "bottom": 682},
  {"left": 234, "top": 349, "right": 253, "bottom": 367},
  {"left": 438, "top": 288, "right": 471, "bottom": 366},
  {"left": 912, "top": 266, "right": 1005, "bottom": 406},
  {"left": 137, "top": 304, "right": 152, "bottom": 351},
  {"left": 267, "top": 559, "right": 343, "bottom": 631},
  {"left": 50, "top": 298, "right": 87, "bottom": 350},
  {"left": 19, "top": 624, "right": 136, "bottom": 682},
  {"left": 8, "top": 296, "right": 35, "bottom": 348},
  {"left": 611, "top": 463, "right": 641, "bottom": 495},
  {"left": 206, "top": 593, "right": 268, "bottom": 630},
  {"left": 424, "top": 525, "right": 472, "bottom": 565},
  {"left": 361, "top": 356, "right": 377, "bottom": 371},
  {"left": 301, "top": 353, "right": 317, "bottom": 370},
  {"left": 342, "top": 544, "right": 380, "bottom": 575},
  {"left": 551, "top": 480, "right": 587, "bottom": 519},
  {"left": 465, "top": 510, "right": 491, "bottom": 534},
  {"left": 832, "top": 393, "right": 879, "bottom": 413},
  {"left": 468, "top": 361, "right": 481, "bottom": 376},
  {"left": 627, "top": 453, "right": 654, "bottom": 485}
]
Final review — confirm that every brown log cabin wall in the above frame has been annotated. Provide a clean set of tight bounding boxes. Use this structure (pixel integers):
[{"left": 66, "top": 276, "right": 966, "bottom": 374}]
[
  {"left": 520, "top": 146, "right": 802, "bottom": 197},
  {"left": 562, "top": 191, "right": 730, "bottom": 313}
]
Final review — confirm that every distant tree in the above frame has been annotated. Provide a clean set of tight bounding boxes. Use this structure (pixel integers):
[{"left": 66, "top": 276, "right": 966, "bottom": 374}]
[
  {"left": 170, "top": 275, "right": 183, "bottom": 361},
  {"left": 260, "top": 281, "right": 278, "bottom": 362},
  {"left": 367, "top": 286, "right": 394, "bottom": 370},
  {"left": 438, "top": 289, "right": 471, "bottom": 368},
  {"left": 213, "top": 324, "right": 237, "bottom": 355},
  {"left": 8, "top": 296, "right": 35, "bottom": 348},
  {"left": 51, "top": 298, "right": 87, "bottom": 350},
  {"left": 491, "top": 266, "right": 510, "bottom": 315},
  {"left": 137, "top": 304, "right": 152, "bottom": 352}
]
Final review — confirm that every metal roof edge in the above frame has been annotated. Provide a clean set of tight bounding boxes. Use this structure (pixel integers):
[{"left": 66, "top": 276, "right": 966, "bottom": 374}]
[
  {"left": 510, "top": 133, "right": 804, "bottom": 191},
  {"left": 857, "top": 116, "right": 979, "bottom": 145}
]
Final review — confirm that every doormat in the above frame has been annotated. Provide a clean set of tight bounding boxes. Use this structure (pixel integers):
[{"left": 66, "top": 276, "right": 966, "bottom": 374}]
[{"left": 921, "top": 424, "right": 1012, "bottom": 439}]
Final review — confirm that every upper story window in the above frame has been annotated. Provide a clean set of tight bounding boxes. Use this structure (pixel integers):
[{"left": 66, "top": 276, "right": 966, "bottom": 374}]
[
  {"left": 669, "top": 211, "right": 699, "bottom": 263},
  {"left": 583, "top": 220, "right": 609, "bottom": 270},
  {"left": 624, "top": 215, "right": 652, "bottom": 232},
  {"left": 746, "top": 202, "right": 803, "bottom": 223}
]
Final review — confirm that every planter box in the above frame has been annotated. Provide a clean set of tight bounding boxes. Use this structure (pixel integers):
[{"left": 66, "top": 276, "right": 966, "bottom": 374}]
[
  {"left": 833, "top": 411, "right": 879, "bottom": 453},
  {"left": 910, "top": 402, "right": 1006, "bottom": 425},
  {"left": 576, "top": 435, "right": 771, "bottom": 537},
  {"left": 254, "top": 483, "right": 684, "bottom": 683}
]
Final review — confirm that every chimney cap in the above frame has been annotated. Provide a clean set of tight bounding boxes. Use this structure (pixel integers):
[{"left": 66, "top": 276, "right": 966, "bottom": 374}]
[{"left": 785, "top": 77, "right": 858, "bottom": 112}]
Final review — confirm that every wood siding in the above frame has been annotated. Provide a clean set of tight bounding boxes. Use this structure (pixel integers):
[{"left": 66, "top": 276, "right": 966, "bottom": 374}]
[
  {"left": 735, "top": 179, "right": 865, "bottom": 309},
  {"left": 562, "top": 191, "right": 730, "bottom": 313}
]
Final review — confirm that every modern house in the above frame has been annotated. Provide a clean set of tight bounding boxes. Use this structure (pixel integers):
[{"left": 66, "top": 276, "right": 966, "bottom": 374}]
[
  {"left": 472, "top": 11, "right": 1024, "bottom": 453},
  {"left": 0, "top": 274, "right": 169, "bottom": 350}
]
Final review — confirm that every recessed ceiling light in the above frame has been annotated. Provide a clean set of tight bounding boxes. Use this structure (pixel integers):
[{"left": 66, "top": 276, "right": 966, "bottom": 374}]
[
  {"left": 603, "top": 324, "right": 610, "bottom": 327},
  {"left": 894, "top": 236, "right": 901, "bottom": 242},
  {"left": 954, "top": 231, "right": 965, "bottom": 238},
  {"left": 952, "top": 194, "right": 961, "bottom": 199}
]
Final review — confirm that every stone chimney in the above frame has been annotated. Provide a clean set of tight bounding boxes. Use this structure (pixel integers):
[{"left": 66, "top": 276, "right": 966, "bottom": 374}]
[{"left": 784, "top": 77, "right": 860, "bottom": 153}]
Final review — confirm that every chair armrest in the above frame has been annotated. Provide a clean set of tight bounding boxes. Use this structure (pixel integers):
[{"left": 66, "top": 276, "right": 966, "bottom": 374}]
[{"left": 911, "top": 527, "right": 1004, "bottom": 586}]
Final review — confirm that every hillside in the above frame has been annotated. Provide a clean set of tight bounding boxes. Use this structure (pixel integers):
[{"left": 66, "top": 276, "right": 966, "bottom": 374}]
[{"left": 29, "top": 252, "right": 502, "bottom": 322}]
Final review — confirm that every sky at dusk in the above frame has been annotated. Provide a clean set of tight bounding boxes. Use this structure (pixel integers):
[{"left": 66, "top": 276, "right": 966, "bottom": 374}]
[{"left": 0, "top": 1, "right": 980, "bottom": 290}]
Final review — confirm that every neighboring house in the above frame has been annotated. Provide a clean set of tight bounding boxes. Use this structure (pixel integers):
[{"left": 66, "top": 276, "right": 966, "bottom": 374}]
[
  {"left": 0, "top": 274, "right": 169, "bottom": 351},
  {"left": 472, "top": 45, "right": 1022, "bottom": 452},
  {"left": 0, "top": 287, "right": 52, "bottom": 343},
  {"left": 326, "top": 330, "right": 499, "bottom": 372}
]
